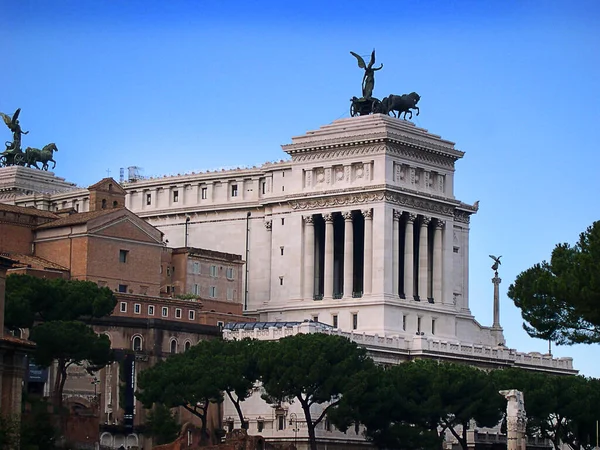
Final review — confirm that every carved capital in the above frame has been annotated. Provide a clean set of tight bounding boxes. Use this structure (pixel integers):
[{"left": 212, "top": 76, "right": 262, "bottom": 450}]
[
  {"left": 264, "top": 220, "right": 272, "bottom": 231},
  {"left": 361, "top": 209, "right": 372, "bottom": 219},
  {"left": 393, "top": 210, "right": 402, "bottom": 221},
  {"left": 342, "top": 211, "right": 353, "bottom": 221},
  {"left": 406, "top": 213, "right": 417, "bottom": 223},
  {"left": 303, "top": 215, "right": 314, "bottom": 225},
  {"left": 323, "top": 213, "right": 334, "bottom": 222},
  {"left": 435, "top": 219, "right": 445, "bottom": 229},
  {"left": 420, "top": 216, "right": 431, "bottom": 226}
]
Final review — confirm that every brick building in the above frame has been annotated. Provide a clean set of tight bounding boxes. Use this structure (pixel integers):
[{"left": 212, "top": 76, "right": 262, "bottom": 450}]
[{"left": 0, "top": 176, "right": 250, "bottom": 449}]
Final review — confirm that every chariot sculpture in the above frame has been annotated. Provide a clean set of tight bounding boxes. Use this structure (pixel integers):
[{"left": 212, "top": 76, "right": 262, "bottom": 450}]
[
  {"left": 0, "top": 108, "right": 58, "bottom": 170},
  {"left": 349, "top": 50, "right": 421, "bottom": 120}
]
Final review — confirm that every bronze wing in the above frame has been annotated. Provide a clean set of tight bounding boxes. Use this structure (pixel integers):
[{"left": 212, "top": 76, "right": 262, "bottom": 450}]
[
  {"left": 368, "top": 50, "right": 376, "bottom": 68},
  {"left": 350, "top": 51, "right": 366, "bottom": 69},
  {"left": 0, "top": 112, "right": 12, "bottom": 129}
]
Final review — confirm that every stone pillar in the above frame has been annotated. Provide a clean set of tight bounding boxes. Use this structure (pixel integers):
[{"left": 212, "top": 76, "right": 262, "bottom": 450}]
[
  {"left": 418, "top": 216, "right": 431, "bottom": 301},
  {"left": 343, "top": 211, "right": 354, "bottom": 298},
  {"left": 362, "top": 209, "right": 373, "bottom": 295},
  {"left": 404, "top": 213, "right": 416, "bottom": 300},
  {"left": 493, "top": 271, "right": 502, "bottom": 328},
  {"left": 324, "top": 213, "right": 334, "bottom": 298},
  {"left": 303, "top": 216, "right": 315, "bottom": 300},
  {"left": 500, "top": 390, "right": 527, "bottom": 450},
  {"left": 432, "top": 219, "right": 444, "bottom": 302},
  {"left": 392, "top": 210, "right": 401, "bottom": 296}
]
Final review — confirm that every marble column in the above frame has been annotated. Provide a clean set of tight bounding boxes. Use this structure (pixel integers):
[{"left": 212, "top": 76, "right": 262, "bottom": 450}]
[
  {"left": 433, "top": 219, "right": 444, "bottom": 302},
  {"left": 343, "top": 211, "right": 354, "bottom": 298},
  {"left": 303, "top": 216, "right": 315, "bottom": 300},
  {"left": 404, "top": 213, "right": 416, "bottom": 300},
  {"left": 392, "top": 210, "right": 401, "bottom": 296},
  {"left": 324, "top": 213, "right": 334, "bottom": 298},
  {"left": 362, "top": 209, "right": 373, "bottom": 295},
  {"left": 418, "top": 216, "right": 431, "bottom": 301},
  {"left": 265, "top": 219, "right": 273, "bottom": 304}
]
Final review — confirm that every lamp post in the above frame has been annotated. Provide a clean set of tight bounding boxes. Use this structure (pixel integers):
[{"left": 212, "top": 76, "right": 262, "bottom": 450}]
[
  {"left": 289, "top": 412, "right": 299, "bottom": 448},
  {"left": 184, "top": 215, "right": 191, "bottom": 247}
]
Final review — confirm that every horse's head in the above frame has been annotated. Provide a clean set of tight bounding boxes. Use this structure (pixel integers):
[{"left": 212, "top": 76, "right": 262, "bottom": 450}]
[
  {"left": 410, "top": 92, "right": 421, "bottom": 105},
  {"left": 44, "top": 143, "right": 58, "bottom": 153}
]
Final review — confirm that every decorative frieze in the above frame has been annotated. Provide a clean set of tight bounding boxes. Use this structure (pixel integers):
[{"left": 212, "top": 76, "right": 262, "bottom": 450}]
[
  {"left": 264, "top": 220, "right": 272, "bottom": 231},
  {"left": 453, "top": 210, "right": 471, "bottom": 224}
]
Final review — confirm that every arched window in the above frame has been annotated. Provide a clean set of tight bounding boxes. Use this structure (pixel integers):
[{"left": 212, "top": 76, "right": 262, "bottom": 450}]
[
  {"left": 184, "top": 341, "right": 191, "bottom": 351},
  {"left": 133, "top": 336, "right": 143, "bottom": 352},
  {"left": 113, "top": 201, "right": 118, "bottom": 208},
  {"left": 170, "top": 339, "right": 178, "bottom": 354},
  {"left": 101, "top": 199, "right": 107, "bottom": 209}
]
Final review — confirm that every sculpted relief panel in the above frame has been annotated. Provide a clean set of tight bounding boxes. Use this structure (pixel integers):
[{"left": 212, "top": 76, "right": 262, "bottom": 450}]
[
  {"left": 303, "top": 161, "right": 373, "bottom": 190},
  {"left": 393, "top": 161, "right": 446, "bottom": 195}
]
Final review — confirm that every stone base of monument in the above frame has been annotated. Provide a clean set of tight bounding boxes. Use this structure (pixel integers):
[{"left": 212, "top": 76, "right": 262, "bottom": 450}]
[{"left": 0, "top": 165, "right": 76, "bottom": 202}]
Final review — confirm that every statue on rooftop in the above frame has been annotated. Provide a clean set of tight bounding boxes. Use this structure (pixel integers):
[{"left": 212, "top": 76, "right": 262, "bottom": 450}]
[
  {"left": 0, "top": 108, "right": 58, "bottom": 170},
  {"left": 350, "top": 50, "right": 383, "bottom": 100}
]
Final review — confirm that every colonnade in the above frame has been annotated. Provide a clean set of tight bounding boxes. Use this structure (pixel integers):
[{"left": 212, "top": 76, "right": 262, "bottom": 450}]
[{"left": 302, "top": 208, "right": 445, "bottom": 302}]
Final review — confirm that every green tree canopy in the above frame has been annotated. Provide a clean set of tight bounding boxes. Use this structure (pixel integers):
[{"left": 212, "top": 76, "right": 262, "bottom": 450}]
[
  {"left": 508, "top": 221, "right": 600, "bottom": 344},
  {"left": 145, "top": 404, "right": 180, "bottom": 446},
  {"left": 5, "top": 274, "right": 117, "bottom": 414},
  {"left": 491, "top": 368, "right": 599, "bottom": 450},
  {"left": 331, "top": 360, "right": 502, "bottom": 450},
  {"left": 30, "top": 320, "right": 112, "bottom": 409},
  {"left": 5, "top": 274, "right": 117, "bottom": 329},
  {"left": 258, "top": 333, "right": 374, "bottom": 450}
]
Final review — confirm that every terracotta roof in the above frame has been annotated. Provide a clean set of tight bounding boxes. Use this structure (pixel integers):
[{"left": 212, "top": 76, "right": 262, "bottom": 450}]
[
  {"left": 35, "top": 207, "right": 125, "bottom": 230},
  {"left": 2, "top": 252, "right": 69, "bottom": 271},
  {"left": 0, "top": 203, "right": 58, "bottom": 219}
]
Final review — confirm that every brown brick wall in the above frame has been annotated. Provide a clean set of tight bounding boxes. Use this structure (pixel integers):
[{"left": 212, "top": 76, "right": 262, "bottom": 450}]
[
  {"left": 86, "top": 236, "right": 161, "bottom": 296},
  {"left": 34, "top": 238, "right": 73, "bottom": 270},
  {"left": 0, "top": 222, "right": 34, "bottom": 254}
]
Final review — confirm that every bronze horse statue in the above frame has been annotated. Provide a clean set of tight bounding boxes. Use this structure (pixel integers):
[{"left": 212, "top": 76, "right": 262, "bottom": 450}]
[
  {"left": 379, "top": 92, "right": 421, "bottom": 120},
  {"left": 24, "top": 143, "right": 58, "bottom": 171}
]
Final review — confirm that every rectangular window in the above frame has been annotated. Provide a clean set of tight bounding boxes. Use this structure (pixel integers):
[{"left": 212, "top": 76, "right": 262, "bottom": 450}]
[
  {"left": 226, "top": 267, "right": 234, "bottom": 279},
  {"left": 312, "top": 315, "right": 318, "bottom": 322},
  {"left": 146, "top": 193, "right": 151, "bottom": 205},
  {"left": 432, "top": 319, "right": 436, "bottom": 335},
  {"left": 209, "top": 286, "right": 217, "bottom": 298},
  {"left": 175, "top": 308, "right": 182, "bottom": 319},
  {"left": 162, "top": 307, "right": 168, "bottom": 317},
  {"left": 166, "top": 285, "right": 171, "bottom": 294},
  {"left": 193, "top": 261, "right": 200, "bottom": 274},
  {"left": 148, "top": 305, "right": 155, "bottom": 316},
  {"left": 119, "top": 249, "right": 128, "bottom": 263},
  {"left": 201, "top": 187, "right": 208, "bottom": 199},
  {"left": 134, "top": 304, "right": 141, "bottom": 314},
  {"left": 352, "top": 313, "right": 358, "bottom": 330},
  {"left": 120, "top": 302, "right": 127, "bottom": 313},
  {"left": 173, "top": 190, "right": 179, "bottom": 202},
  {"left": 227, "top": 288, "right": 233, "bottom": 301},
  {"left": 277, "top": 415, "right": 285, "bottom": 430},
  {"left": 417, "top": 317, "right": 422, "bottom": 334},
  {"left": 217, "top": 320, "right": 224, "bottom": 328},
  {"left": 257, "top": 421, "right": 264, "bottom": 433},
  {"left": 279, "top": 277, "right": 284, "bottom": 286},
  {"left": 261, "top": 181, "right": 266, "bottom": 194},
  {"left": 280, "top": 246, "right": 284, "bottom": 256},
  {"left": 231, "top": 184, "right": 238, "bottom": 197},
  {"left": 402, "top": 315, "right": 407, "bottom": 331},
  {"left": 166, "top": 267, "right": 171, "bottom": 276},
  {"left": 118, "top": 284, "right": 128, "bottom": 293},
  {"left": 332, "top": 315, "right": 338, "bottom": 328},
  {"left": 210, "top": 265, "right": 218, "bottom": 277},
  {"left": 189, "top": 310, "right": 195, "bottom": 320},
  {"left": 281, "top": 218, "right": 285, "bottom": 225},
  {"left": 193, "top": 284, "right": 200, "bottom": 295}
]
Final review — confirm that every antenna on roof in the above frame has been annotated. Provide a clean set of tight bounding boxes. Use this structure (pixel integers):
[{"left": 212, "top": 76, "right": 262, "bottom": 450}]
[
  {"left": 127, "top": 166, "right": 144, "bottom": 183},
  {"left": 119, "top": 168, "right": 125, "bottom": 183}
]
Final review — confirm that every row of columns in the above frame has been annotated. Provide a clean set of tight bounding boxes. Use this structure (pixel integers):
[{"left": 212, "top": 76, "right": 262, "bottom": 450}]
[
  {"left": 303, "top": 209, "right": 372, "bottom": 300},
  {"left": 392, "top": 211, "right": 445, "bottom": 302}
]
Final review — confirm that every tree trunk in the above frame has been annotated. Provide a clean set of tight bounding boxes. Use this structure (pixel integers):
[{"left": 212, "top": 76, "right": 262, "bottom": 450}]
[
  {"left": 300, "top": 402, "right": 317, "bottom": 450},
  {"left": 226, "top": 391, "right": 246, "bottom": 428}
]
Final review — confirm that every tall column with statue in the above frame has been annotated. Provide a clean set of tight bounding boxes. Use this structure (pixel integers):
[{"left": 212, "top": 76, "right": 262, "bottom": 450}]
[{"left": 490, "top": 255, "right": 505, "bottom": 345}]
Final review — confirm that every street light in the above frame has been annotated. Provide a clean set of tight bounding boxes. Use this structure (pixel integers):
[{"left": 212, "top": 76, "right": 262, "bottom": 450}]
[{"left": 289, "top": 412, "right": 299, "bottom": 447}]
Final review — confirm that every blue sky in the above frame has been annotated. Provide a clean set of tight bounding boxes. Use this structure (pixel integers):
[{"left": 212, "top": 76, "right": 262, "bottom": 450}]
[{"left": 3, "top": 1, "right": 599, "bottom": 376}]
